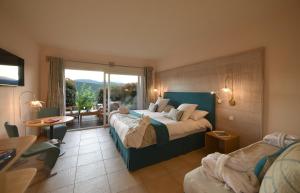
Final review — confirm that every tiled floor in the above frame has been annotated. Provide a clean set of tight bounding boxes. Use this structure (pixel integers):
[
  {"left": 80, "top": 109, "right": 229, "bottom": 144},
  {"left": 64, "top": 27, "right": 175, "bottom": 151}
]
[{"left": 26, "top": 128, "right": 207, "bottom": 193}]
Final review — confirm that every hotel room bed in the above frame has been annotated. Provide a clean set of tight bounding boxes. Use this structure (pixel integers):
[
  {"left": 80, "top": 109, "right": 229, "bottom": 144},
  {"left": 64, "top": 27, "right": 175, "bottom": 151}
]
[
  {"left": 110, "top": 109, "right": 212, "bottom": 148},
  {"left": 109, "top": 92, "right": 216, "bottom": 171}
]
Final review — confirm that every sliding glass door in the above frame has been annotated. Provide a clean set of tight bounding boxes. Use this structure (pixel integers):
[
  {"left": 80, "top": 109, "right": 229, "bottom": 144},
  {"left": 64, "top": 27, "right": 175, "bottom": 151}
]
[
  {"left": 64, "top": 65, "right": 144, "bottom": 129},
  {"left": 102, "top": 73, "right": 144, "bottom": 126},
  {"left": 65, "top": 69, "right": 105, "bottom": 129}
]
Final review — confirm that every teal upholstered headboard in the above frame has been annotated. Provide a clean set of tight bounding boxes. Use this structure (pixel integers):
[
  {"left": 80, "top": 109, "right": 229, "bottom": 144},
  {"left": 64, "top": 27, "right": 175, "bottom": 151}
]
[{"left": 164, "top": 92, "right": 216, "bottom": 129}]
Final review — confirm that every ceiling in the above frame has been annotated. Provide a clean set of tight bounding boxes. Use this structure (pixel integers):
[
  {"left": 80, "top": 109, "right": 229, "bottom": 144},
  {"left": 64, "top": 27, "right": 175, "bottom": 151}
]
[{"left": 0, "top": 0, "right": 287, "bottom": 61}]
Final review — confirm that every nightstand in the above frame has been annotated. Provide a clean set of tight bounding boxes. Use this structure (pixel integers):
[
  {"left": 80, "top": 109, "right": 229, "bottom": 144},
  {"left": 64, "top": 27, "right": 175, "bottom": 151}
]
[{"left": 205, "top": 131, "right": 239, "bottom": 154}]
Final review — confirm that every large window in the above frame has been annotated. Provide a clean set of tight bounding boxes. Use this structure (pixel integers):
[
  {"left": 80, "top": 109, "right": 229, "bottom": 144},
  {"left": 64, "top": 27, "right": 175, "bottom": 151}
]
[
  {"left": 64, "top": 68, "right": 144, "bottom": 128},
  {"left": 109, "top": 74, "right": 139, "bottom": 110}
]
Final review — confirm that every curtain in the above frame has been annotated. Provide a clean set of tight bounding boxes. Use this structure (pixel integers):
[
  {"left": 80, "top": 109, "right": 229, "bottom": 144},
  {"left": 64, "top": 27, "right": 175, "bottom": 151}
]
[
  {"left": 144, "top": 66, "right": 154, "bottom": 108},
  {"left": 47, "top": 56, "right": 65, "bottom": 115}
]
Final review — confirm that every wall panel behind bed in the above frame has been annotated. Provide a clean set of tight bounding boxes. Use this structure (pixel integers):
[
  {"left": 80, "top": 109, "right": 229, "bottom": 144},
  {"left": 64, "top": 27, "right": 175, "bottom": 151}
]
[{"left": 156, "top": 48, "right": 264, "bottom": 147}]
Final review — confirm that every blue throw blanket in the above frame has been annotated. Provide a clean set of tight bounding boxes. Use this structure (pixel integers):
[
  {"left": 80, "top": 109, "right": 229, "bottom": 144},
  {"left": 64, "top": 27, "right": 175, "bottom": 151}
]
[{"left": 129, "top": 110, "right": 169, "bottom": 146}]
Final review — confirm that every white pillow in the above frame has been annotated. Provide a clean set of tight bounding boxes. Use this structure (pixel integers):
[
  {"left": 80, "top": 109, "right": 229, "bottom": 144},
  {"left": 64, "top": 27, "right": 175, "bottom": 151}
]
[
  {"left": 162, "top": 105, "right": 175, "bottom": 113},
  {"left": 165, "top": 108, "right": 184, "bottom": 121},
  {"left": 148, "top": 103, "right": 158, "bottom": 112},
  {"left": 155, "top": 97, "right": 170, "bottom": 112},
  {"left": 177, "top": 103, "right": 198, "bottom": 121},
  {"left": 190, "top": 110, "right": 209, "bottom": 121}
]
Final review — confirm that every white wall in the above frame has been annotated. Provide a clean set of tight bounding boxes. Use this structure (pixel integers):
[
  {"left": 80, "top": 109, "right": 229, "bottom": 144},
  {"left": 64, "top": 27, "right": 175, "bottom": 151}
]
[
  {"left": 156, "top": 0, "right": 300, "bottom": 136},
  {"left": 0, "top": 12, "right": 40, "bottom": 138}
]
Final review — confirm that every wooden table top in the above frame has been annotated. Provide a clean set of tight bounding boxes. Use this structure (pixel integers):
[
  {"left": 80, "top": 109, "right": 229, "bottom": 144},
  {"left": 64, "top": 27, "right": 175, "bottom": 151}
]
[
  {"left": 25, "top": 116, "right": 74, "bottom": 128},
  {"left": 0, "top": 136, "right": 36, "bottom": 172},
  {"left": 0, "top": 168, "right": 37, "bottom": 193}
]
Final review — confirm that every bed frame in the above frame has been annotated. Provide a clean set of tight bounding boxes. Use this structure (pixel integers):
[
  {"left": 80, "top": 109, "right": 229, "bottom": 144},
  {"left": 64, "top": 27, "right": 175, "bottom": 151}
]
[{"left": 109, "top": 92, "right": 216, "bottom": 171}]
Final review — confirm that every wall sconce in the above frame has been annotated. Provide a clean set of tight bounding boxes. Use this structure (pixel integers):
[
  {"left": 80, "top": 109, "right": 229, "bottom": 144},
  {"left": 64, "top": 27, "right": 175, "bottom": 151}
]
[
  {"left": 222, "top": 73, "right": 236, "bottom": 106},
  {"left": 210, "top": 91, "right": 222, "bottom": 104},
  {"left": 153, "top": 88, "right": 162, "bottom": 97}
]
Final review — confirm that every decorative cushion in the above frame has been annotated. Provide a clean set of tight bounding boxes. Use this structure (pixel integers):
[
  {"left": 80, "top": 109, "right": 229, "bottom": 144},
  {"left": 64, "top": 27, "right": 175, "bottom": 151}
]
[
  {"left": 259, "top": 142, "right": 300, "bottom": 193},
  {"left": 148, "top": 103, "right": 158, "bottom": 112},
  {"left": 162, "top": 105, "right": 175, "bottom": 113},
  {"left": 155, "top": 98, "right": 170, "bottom": 112},
  {"left": 190, "top": 110, "right": 209, "bottom": 121},
  {"left": 165, "top": 108, "right": 184, "bottom": 121},
  {"left": 254, "top": 146, "right": 288, "bottom": 182},
  {"left": 177, "top": 103, "right": 198, "bottom": 121}
]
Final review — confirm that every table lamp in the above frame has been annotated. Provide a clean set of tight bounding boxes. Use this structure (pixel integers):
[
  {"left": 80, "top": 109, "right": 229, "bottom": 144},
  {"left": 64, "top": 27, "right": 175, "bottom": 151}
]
[{"left": 19, "top": 91, "right": 45, "bottom": 121}]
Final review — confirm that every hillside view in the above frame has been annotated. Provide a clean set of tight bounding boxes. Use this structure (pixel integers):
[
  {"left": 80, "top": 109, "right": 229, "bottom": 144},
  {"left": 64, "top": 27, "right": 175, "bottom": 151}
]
[{"left": 65, "top": 78, "right": 137, "bottom": 110}]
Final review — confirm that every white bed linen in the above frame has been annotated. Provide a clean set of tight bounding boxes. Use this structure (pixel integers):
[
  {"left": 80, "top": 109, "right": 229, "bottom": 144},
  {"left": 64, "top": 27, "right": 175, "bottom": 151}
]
[
  {"left": 184, "top": 141, "right": 279, "bottom": 193},
  {"left": 134, "top": 110, "right": 212, "bottom": 140},
  {"left": 109, "top": 110, "right": 212, "bottom": 148}
]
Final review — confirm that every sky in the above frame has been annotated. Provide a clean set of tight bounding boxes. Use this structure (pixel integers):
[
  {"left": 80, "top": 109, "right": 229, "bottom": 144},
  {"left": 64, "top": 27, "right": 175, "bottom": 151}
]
[
  {"left": 65, "top": 69, "right": 138, "bottom": 83},
  {"left": 0, "top": 65, "right": 19, "bottom": 80}
]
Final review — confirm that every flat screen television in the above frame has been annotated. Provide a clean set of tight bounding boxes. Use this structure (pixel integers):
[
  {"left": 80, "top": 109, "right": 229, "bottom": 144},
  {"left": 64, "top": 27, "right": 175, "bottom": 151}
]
[{"left": 0, "top": 48, "right": 24, "bottom": 86}]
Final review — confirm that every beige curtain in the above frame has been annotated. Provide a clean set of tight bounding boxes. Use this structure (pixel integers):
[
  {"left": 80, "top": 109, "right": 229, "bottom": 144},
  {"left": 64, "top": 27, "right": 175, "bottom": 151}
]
[
  {"left": 144, "top": 66, "right": 154, "bottom": 108},
  {"left": 47, "top": 56, "right": 65, "bottom": 115}
]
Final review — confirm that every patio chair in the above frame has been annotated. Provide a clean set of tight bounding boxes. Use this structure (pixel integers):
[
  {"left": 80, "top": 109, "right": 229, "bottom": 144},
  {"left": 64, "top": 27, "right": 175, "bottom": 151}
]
[
  {"left": 37, "top": 107, "right": 67, "bottom": 142},
  {"left": 4, "top": 122, "right": 60, "bottom": 172},
  {"left": 65, "top": 106, "right": 79, "bottom": 122}
]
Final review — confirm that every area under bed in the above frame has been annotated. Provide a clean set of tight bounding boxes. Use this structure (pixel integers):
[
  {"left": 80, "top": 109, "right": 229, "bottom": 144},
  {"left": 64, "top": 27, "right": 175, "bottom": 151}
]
[{"left": 109, "top": 92, "right": 216, "bottom": 171}]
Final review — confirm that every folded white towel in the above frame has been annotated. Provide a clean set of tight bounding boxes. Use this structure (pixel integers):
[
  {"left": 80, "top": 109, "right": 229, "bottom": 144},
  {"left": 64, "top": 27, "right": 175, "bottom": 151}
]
[
  {"left": 263, "top": 132, "right": 299, "bottom": 148},
  {"left": 202, "top": 152, "right": 259, "bottom": 193}
]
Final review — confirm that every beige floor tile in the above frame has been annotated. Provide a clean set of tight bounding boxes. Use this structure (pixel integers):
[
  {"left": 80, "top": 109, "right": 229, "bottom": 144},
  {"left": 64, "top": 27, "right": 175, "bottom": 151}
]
[
  {"left": 77, "top": 151, "right": 103, "bottom": 166},
  {"left": 50, "top": 184, "right": 74, "bottom": 193},
  {"left": 143, "top": 175, "right": 182, "bottom": 193},
  {"left": 181, "top": 149, "right": 205, "bottom": 166},
  {"left": 118, "top": 184, "right": 149, "bottom": 193},
  {"left": 75, "top": 161, "right": 106, "bottom": 182},
  {"left": 80, "top": 134, "right": 98, "bottom": 140},
  {"left": 78, "top": 143, "right": 101, "bottom": 154},
  {"left": 60, "top": 146, "right": 79, "bottom": 158},
  {"left": 108, "top": 169, "right": 141, "bottom": 193},
  {"left": 98, "top": 135, "right": 113, "bottom": 143},
  {"left": 32, "top": 128, "right": 206, "bottom": 193},
  {"left": 52, "top": 156, "right": 78, "bottom": 172},
  {"left": 104, "top": 157, "right": 126, "bottom": 174},
  {"left": 168, "top": 165, "right": 194, "bottom": 185},
  {"left": 101, "top": 148, "right": 120, "bottom": 160},
  {"left": 80, "top": 138, "right": 99, "bottom": 146},
  {"left": 63, "top": 137, "right": 81, "bottom": 144},
  {"left": 134, "top": 163, "right": 168, "bottom": 181},
  {"left": 60, "top": 141, "right": 80, "bottom": 149},
  {"left": 100, "top": 141, "right": 116, "bottom": 151},
  {"left": 96, "top": 128, "right": 110, "bottom": 135},
  {"left": 161, "top": 156, "right": 191, "bottom": 173},
  {"left": 74, "top": 175, "right": 110, "bottom": 193},
  {"left": 38, "top": 167, "right": 76, "bottom": 193}
]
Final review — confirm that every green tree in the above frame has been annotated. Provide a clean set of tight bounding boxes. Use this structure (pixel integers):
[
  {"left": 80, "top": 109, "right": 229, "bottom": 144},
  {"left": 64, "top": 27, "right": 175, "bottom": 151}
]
[
  {"left": 65, "top": 78, "right": 76, "bottom": 107},
  {"left": 76, "top": 84, "right": 95, "bottom": 111}
]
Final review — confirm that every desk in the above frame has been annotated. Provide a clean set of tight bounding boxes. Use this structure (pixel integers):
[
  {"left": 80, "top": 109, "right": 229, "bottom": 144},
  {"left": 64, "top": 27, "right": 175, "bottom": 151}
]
[
  {"left": 0, "top": 168, "right": 37, "bottom": 193},
  {"left": 0, "top": 136, "right": 36, "bottom": 172},
  {"left": 25, "top": 116, "right": 74, "bottom": 139}
]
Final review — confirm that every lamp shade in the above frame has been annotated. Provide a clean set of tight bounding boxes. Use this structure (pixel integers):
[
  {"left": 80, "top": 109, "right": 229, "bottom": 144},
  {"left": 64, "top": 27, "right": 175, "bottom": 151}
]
[{"left": 29, "top": 100, "right": 44, "bottom": 109}]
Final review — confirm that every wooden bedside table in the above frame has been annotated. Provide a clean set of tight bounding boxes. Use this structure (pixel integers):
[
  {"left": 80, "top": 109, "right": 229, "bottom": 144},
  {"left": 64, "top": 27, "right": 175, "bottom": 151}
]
[{"left": 205, "top": 131, "right": 239, "bottom": 154}]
